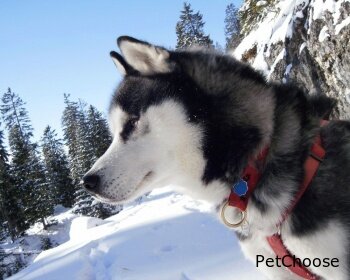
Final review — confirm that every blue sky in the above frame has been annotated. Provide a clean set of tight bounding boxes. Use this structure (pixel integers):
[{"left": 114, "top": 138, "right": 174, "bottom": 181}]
[{"left": 0, "top": 0, "right": 242, "bottom": 141}]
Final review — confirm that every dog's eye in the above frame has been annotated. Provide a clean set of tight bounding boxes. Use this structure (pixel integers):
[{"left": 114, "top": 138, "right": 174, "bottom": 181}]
[
  {"left": 126, "top": 116, "right": 139, "bottom": 131},
  {"left": 120, "top": 116, "right": 139, "bottom": 142},
  {"left": 128, "top": 117, "right": 139, "bottom": 128}
]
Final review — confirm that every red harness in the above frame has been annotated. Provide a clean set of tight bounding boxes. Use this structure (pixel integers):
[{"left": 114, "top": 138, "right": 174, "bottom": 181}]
[{"left": 227, "top": 122, "right": 327, "bottom": 279}]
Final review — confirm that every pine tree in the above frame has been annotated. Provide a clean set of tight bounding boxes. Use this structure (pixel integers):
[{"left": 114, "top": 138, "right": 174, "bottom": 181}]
[
  {"left": 86, "top": 105, "right": 112, "bottom": 160},
  {"left": 85, "top": 105, "right": 120, "bottom": 218},
  {"left": 70, "top": 100, "right": 96, "bottom": 216},
  {"left": 62, "top": 95, "right": 120, "bottom": 218},
  {"left": 1, "top": 88, "right": 52, "bottom": 231},
  {"left": 24, "top": 142, "right": 52, "bottom": 229},
  {"left": 61, "top": 94, "right": 82, "bottom": 185},
  {"left": 176, "top": 2, "right": 213, "bottom": 49},
  {"left": 76, "top": 100, "right": 95, "bottom": 173},
  {"left": 62, "top": 95, "right": 89, "bottom": 214},
  {"left": 0, "top": 128, "right": 20, "bottom": 240},
  {"left": 41, "top": 126, "right": 74, "bottom": 208},
  {"left": 224, "top": 3, "right": 241, "bottom": 51}
]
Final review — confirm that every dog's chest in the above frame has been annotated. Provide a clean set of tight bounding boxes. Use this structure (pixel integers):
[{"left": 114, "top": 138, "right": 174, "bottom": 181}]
[
  {"left": 282, "top": 221, "right": 348, "bottom": 280},
  {"left": 237, "top": 221, "right": 348, "bottom": 280}
]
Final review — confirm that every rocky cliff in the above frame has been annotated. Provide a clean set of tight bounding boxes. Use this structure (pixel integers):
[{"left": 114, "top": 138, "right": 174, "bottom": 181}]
[{"left": 234, "top": 0, "right": 350, "bottom": 118}]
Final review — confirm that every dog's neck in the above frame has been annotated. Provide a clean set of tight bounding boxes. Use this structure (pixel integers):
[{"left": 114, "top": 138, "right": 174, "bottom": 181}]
[
  {"left": 200, "top": 83, "right": 275, "bottom": 188},
  {"left": 194, "top": 83, "right": 321, "bottom": 232}
]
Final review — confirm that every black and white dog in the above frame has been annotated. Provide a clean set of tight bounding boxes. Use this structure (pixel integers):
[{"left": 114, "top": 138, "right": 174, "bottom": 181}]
[{"left": 83, "top": 36, "right": 350, "bottom": 280}]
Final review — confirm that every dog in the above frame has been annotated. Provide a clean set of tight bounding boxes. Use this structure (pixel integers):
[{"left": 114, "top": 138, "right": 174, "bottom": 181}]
[{"left": 83, "top": 36, "right": 350, "bottom": 280}]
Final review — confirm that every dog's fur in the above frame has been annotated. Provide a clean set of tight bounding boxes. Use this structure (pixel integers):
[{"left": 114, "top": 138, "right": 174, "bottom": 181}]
[{"left": 84, "top": 36, "right": 350, "bottom": 279}]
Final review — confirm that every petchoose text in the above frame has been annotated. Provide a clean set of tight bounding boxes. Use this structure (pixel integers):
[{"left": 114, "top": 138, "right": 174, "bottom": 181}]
[{"left": 256, "top": 255, "right": 339, "bottom": 268}]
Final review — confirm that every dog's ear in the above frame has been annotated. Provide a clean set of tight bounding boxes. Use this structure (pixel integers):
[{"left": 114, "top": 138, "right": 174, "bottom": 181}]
[
  {"left": 117, "top": 36, "right": 173, "bottom": 75},
  {"left": 110, "top": 51, "right": 134, "bottom": 76}
]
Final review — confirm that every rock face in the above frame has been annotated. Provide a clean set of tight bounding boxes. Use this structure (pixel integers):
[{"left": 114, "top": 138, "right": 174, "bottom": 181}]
[{"left": 235, "top": 0, "right": 350, "bottom": 118}]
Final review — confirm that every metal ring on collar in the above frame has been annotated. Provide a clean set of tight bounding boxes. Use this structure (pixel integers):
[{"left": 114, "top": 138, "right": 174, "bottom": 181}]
[{"left": 220, "top": 201, "right": 247, "bottom": 228}]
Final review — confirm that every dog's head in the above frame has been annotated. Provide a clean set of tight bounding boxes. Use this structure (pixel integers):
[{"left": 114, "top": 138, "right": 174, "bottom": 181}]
[{"left": 83, "top": 36, "right": 271, "bottom": 205}]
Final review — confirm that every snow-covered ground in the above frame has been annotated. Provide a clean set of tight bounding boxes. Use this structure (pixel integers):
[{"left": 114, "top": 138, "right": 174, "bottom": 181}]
[
  {"left": 1, "top": 205, "right": 79, "bottom": 278},
  {"left": 8, "top": 188, "right": 264, "bottom": 280}
]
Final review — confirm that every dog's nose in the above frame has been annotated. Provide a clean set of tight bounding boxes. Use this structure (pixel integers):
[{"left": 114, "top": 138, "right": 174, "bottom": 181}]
[{"left": 82, "top": 174, "right": 100, "bottom": 192}]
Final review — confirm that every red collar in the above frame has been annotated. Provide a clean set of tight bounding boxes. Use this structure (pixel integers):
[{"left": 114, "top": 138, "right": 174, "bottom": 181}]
[
  {"left": 226, "top": 121, "right": 328, "bottom": 280},
  {"left": 227, "top": 147, "right": 269, "bottom": 212}
]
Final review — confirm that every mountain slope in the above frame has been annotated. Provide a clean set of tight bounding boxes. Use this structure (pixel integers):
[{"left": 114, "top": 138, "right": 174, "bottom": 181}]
[
  {"left": 235, "top": 0, "right": 350, "bottom": 118},
  {"left": 9, "top": 188, "right": 264, "bottom": 280}
]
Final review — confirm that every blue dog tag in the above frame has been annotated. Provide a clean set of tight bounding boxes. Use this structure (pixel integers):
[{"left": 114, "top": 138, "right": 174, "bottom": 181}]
[{"left": 233, "top": 179, "right": 248, "bottom": 197}]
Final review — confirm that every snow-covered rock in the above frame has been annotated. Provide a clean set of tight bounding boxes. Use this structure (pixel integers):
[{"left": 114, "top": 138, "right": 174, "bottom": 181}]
[
  {"left": 8, "top": 188, "right": 264, "bottom": 280},
  {"left": 235, "top": 0, "right": 350, "bottom": 119}
]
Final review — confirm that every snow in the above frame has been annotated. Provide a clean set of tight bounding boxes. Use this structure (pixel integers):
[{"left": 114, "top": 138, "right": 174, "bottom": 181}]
[
  {"left": 312, "top": 0, "right": 335, "bottom": 20},
  {"left": 1, "top": 205, "right": 78, "bottom": 265},
  {"left": 253, "top": 49, "right": 269, "bottom": 74},
  {"left": 0, "top": 205, "right": 82, "bottom": 279},
  {"left": 299, "top": 42, "right": 307, "bottom": 54},
  {"left": 335, "top": 16, "right": 350, "bottom": 35},
  {"left": 256, "top": 1, "right": 268, "bottom": 7},
  {"left": 312, "top": 0, "right": 348, "bottom": 23},
  {"left": 285, "top": 63, "right": 293, "bottom": 76},
  {"left": 234, "top": 0, "right": 348, "bottom": 79},
  {"left": 234, "top": 0, "right": 309, "bottom": 76},
  {"left": 346, "top": 89, "right": 350, "bottom": 103},
  {"left": 318, "top": 26, "right": 330, "bottom": 42},
  {"left": 69, "top": 217, "right": 109, "bottom": 240},
  {"left": 7, "top": 188, "right": 264, "bottom": 280}
]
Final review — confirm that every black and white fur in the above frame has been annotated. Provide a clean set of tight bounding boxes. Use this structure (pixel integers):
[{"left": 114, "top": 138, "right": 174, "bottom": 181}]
[{"left": 83, "top": 36, "right": 350, "bottom": 280}]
